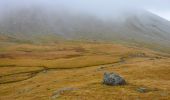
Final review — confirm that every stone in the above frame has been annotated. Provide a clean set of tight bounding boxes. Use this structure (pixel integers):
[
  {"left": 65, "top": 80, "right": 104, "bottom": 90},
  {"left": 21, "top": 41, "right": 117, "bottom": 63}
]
[
  {"left": 103, "top": 72, "right": 126, "bottom": 86},
  {"left": 97, "top": 66, "right": 105, "bottom": 71},
  {"left": 51, "top": 87, "right": 76, "bottom": 99},
  {"left": 136, "top": 87, "right": 149, "bottom": 93}
]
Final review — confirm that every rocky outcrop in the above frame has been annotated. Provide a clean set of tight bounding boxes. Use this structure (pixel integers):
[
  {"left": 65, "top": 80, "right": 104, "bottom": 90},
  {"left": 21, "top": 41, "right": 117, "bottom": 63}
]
[{"left": 103, "top": 72, "right": 126, "bottom": 86}]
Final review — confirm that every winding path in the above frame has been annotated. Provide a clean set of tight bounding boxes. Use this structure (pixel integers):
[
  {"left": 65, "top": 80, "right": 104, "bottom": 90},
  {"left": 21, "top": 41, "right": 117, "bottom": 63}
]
[{"left": 0, "top": 53, "right": 166, "bottom": 84}]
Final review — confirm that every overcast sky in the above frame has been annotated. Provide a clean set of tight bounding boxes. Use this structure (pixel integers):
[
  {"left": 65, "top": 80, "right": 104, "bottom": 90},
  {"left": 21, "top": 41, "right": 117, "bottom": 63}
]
[
  {"left": 71, "top": 0, "right": 170, "bottom": 21},
  {"left": 0, "top": 0, "right": 170, "bottom": 21}
]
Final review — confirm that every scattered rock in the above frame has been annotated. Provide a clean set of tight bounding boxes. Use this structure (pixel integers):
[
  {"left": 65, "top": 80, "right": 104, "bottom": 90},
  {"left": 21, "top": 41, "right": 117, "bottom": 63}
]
[
  {"left": 103, "top": 72, "right": 126, "bottom": 86},
  {"left": 42, "top": 69, "right": 48, "bottom": 73},
  {"left": 17, "top": 87, "right": 33, "bottom": 94},
  {"left": 51, "top": 87, "right": 76, "bottom": 99},
  {"left": 128, "top": 53, "right": 146, "bottom": 58},
  {"left": 136, "top": 87, "right": 148, "bottom": 93},
  {"left": 97, "top": 66, "right": 105, "bottom": 71},
  {"left": 136, "top": 87, "right": 159, "bottom": 93}
]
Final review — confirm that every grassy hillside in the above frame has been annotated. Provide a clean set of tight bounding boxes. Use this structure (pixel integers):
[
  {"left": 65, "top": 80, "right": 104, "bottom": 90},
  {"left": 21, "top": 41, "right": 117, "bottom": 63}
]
[{"left": 0, "top": 42, "right": 170, "bottom": 100}]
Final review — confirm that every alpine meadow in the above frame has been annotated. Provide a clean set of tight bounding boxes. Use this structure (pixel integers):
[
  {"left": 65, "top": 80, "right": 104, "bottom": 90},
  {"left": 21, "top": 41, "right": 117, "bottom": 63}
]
[{"left": 0, "top": 0, "right": 170, "bottom": 100}]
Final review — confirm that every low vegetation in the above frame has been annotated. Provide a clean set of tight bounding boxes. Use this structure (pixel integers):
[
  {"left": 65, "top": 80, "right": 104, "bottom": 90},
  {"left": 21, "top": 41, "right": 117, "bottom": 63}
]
[{"left": 0, "top": 41, "right": 170, "bottom": 100}]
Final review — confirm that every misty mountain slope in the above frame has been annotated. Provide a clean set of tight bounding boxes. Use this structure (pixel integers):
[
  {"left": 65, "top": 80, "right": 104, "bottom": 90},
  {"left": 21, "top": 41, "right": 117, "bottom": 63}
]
[
  {"left": 112, "top": 10, "right": 170, "bottom": 46},
  {"left": 0, "top": 7, "right": 170, "bottom": 52},
  {"left": 125, "top": 11, "right": 170, "bottom": 40}
]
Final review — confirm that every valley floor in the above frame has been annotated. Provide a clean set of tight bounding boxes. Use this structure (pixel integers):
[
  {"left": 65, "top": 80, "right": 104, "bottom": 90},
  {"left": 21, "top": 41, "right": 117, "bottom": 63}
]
[{"left": 0, "top": 42, "right": 170, "bottom": 100}]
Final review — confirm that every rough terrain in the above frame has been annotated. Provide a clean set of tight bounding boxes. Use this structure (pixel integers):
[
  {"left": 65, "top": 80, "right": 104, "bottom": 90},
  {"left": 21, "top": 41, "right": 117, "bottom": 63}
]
[{"left": 0, "top": 41, "right": 170, "bottom": 100}]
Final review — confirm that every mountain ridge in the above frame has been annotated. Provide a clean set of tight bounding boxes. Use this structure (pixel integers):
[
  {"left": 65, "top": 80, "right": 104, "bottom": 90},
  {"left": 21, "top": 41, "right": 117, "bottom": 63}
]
[{"left": 0, "top": 7, "right": 170, "bottom": 52}]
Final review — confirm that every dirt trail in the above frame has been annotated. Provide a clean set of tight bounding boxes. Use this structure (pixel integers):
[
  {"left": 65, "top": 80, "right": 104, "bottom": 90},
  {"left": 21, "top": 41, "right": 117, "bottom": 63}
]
[{"left": 0, "top": 53, "right": 165, "bottom": 84}]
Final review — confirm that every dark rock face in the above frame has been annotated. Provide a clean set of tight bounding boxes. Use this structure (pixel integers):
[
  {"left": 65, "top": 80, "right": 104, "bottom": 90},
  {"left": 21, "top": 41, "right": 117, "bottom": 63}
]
[{"left": 103, "top": 72, "right": 126, "bottom": 86}]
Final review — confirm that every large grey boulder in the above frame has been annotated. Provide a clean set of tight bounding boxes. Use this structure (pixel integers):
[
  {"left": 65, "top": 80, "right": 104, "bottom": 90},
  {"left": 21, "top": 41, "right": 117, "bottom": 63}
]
[{"left": 103, "top": 72, "right": 126, "bottom": 86}]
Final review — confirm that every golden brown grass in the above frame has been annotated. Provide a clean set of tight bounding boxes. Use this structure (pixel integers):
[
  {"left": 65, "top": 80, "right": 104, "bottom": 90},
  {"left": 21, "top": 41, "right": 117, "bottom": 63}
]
[{"left": 0, "top": 42, "right": 170, "bottom": 100}]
